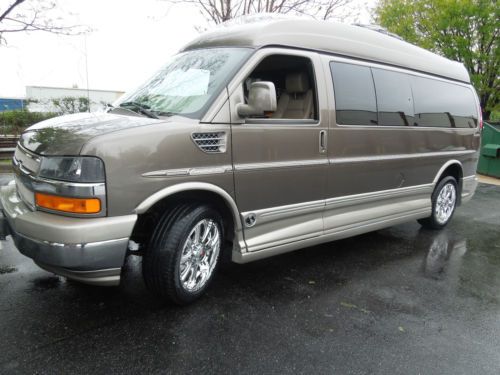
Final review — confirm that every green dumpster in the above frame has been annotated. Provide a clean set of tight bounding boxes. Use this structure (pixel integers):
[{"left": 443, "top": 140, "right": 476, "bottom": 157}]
[{"left": 477, "top": 122, "right": 500, "bottom": 178}]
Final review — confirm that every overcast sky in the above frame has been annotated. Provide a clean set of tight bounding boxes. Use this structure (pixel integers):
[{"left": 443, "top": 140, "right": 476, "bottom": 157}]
[{"left": 0, "top": 0, "right": 376, "bottom": 98}]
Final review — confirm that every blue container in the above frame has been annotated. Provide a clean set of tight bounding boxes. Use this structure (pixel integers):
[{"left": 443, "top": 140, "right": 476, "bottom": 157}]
[{"left": 0, "top": 98, "right": 24, "bottom": 112}]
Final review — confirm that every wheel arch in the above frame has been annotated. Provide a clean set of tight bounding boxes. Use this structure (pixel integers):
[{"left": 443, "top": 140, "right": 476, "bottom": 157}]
[
  {"left": 432, "top": 160, "right": 464, "bottom": 204},
  {"left": 132, "top": 182, "right": 243, "bottom": 250}
]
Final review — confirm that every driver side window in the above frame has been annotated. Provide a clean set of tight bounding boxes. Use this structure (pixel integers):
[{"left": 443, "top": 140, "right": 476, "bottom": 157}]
[{"left": 244, "top": 54, "right": 318, "bottom": 120}]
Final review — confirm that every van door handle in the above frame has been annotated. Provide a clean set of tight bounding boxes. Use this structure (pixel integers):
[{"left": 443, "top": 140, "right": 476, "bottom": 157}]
[{"left": 319, "top": 130, "right": 327, "bottom": 153}]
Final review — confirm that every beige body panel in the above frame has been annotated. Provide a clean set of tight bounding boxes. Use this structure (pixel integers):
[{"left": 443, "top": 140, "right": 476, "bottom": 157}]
[
  {"left": 228, "top": 48, "right": 328, "bottom": 250},
  {"left": 81, "top": 119, "right": 235, "bottom": 217},
  {"left": 224, "top": 50, "right": 480, "bottom": 260},
  {"left": 321, "top": 55, "right": 480, "bottom": 198}
]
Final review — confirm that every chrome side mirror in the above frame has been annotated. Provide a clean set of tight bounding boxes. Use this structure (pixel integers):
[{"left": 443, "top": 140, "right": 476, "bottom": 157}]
[{"left": 236, "top": 81, "right": 277, "bottom": 117}]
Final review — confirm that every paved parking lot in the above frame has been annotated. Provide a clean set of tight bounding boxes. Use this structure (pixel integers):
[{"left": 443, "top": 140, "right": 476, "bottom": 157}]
[{"left": 1, "top": 175, "right": 500, "bottom": 374}]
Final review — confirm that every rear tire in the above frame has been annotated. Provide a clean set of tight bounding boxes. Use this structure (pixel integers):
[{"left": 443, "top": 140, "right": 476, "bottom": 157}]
[
  {"left": 142, "top": 204, "right": 223, "bottom": 305},
  {"left": 418, "top": 176, "right": 458, "bottom": 230}
]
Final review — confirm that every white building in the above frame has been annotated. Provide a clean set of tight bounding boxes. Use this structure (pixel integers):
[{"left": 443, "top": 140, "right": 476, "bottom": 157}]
[{"left": 26, "top": 86, "right": 125, "bottom": 113}]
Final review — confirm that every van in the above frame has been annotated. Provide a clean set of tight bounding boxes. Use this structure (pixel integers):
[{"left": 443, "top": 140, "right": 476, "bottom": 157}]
[{"left": 0, "top": 19, "right": 481, "bottom": 304}]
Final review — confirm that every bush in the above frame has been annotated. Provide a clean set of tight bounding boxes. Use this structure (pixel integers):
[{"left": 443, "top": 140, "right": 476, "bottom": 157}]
[
  {"left": 0, "top": 110, "right": 58, "bottom": 135},
  {"left": 490, "top": 111, "right": 500, "bottom": 122}
]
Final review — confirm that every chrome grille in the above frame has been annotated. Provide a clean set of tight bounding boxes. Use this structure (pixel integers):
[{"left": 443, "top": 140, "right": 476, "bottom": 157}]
[
  {"left": 12, "top": 145, "right": 41, "bottom": 210},
  {"left": 13, "top": 145, "right": 41, "bottom": 174},
  {"left": 191, "top": 132, "right": 227, "bottom": 153}
]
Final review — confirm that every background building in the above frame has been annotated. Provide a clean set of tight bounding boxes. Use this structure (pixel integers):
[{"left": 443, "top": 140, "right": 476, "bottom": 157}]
[{"left": 26, "top": 86, "right": 125, "bottom": 113}]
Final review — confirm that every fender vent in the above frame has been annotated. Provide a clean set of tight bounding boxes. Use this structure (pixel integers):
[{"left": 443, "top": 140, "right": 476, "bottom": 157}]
[{"left": 191, "top": 132, "right": 227, "bottom": 153}]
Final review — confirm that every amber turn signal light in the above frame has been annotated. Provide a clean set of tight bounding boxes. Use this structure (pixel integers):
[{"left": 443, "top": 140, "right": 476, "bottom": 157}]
[{"left": 35, "top": 193, "right": 101, "bottom": 214}]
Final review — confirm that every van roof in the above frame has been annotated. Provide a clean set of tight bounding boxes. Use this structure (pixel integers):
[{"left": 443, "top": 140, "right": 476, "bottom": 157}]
[{"left": 182, "top": 19, "right": 470, "bottom": 84}]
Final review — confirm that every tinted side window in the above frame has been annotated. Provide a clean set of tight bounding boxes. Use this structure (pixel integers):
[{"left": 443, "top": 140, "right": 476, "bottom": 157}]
[
  {"left": 330, "top": 62, "right": 377, "bottom": 125},
  {"left": 372, "top": 68, "right": 414, "bottom": 126},
  {"left": 411, "top": 76, "right": 478, "bottom": 128}
]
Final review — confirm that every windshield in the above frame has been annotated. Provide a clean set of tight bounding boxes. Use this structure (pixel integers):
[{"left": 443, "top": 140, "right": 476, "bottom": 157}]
[{"left": 115, "top": 48, "right": 251, "bottom": 118}]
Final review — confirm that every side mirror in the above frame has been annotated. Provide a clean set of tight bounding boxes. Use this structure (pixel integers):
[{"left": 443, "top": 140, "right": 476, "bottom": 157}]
[{"left": 237, "top": 81, "right": 277, "bottom": 117}]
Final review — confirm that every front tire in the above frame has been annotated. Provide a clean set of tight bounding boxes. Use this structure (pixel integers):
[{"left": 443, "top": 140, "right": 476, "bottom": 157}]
[
  {"left": 143, "top": 204, "right": 223, "bottom": 305},
  {"left": 418, "top": 176, "right": 458, "bottom": 230}
]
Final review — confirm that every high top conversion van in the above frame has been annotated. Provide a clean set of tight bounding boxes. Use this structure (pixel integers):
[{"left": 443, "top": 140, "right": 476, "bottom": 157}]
[{"left": 0, "top": 19, "right": 481, "bottom": 304}]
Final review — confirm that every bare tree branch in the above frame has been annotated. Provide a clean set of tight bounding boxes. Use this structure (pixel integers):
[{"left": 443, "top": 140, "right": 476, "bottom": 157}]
[
  {"left": 169, "top": 0, "right": 357, "bottom": 25},
  {"left": 0, "top": 0, "right": 25, "bottom": 23},
  {"left": 0, "top": 0, "right": 90, "bottom": 45}
]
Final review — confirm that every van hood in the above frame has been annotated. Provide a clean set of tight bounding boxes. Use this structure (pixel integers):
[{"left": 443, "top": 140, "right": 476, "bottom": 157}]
[{"left": 19, "top": 112, "right": 166, "bottom": 156}]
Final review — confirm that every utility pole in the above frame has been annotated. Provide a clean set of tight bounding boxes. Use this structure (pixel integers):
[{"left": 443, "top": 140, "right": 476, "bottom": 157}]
[{"left": 84, "top": 34, "right": 90, "bottom": 112}]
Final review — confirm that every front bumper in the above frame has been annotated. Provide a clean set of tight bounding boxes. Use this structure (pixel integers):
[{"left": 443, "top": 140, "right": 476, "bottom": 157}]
[{"left": 0, "top": 182, "right": 137, "bottom": 286}]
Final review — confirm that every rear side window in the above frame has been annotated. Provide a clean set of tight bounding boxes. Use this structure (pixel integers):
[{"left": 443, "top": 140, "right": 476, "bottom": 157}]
[
  {"left": 411, "top": 76, "right": 478, "bottom": 128},
  {"left": 330, "top": 62, "right": 378, "bottom": 125},
  {"left": 372, "top": 68, "right": 414, "bottom": 126},
  {"left": 330, "top": 61, "right": 477, "bottom": 128}
]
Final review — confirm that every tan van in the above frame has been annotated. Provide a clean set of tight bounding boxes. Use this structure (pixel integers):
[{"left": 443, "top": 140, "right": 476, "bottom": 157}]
[{"left": 0, "top": 19, "right": 481, "bottom": 304}]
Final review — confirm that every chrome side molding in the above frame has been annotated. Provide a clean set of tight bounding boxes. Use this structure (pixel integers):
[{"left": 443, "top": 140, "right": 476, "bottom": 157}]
[
  {"left": 142, "top": 165, "right": 233, "bottom": 178},
  {"left": 234, "top": 159, "right": 328, "bottom": 171},
  {"left": 331, "top": 150, "right": 476, "bottom": 165}
]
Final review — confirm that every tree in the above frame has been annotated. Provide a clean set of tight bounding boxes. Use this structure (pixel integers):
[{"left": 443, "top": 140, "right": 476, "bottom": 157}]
[
  {"left": 51, "top": 96, "right": 90, "bottom": 114},
  {"left": 0, "top": 0, "right": 88, "bottom": 45},
  {"left": 172, "top": 0, "right": 358, "bottom": 24},
  {"left": 375, "top": 0, "right": 499, "bottom": 120}
]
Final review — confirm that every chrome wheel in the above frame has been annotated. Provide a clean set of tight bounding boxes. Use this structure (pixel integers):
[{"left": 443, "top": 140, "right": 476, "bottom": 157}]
[
  {"left": 179, "top": 219, "right": 221, "bottom": 292},
  {"left": 434, "top": 182, "right": 456, "bottom": 225}
]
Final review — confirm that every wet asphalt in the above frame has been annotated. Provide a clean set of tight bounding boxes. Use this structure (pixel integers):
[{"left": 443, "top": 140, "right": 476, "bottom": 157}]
[{"left": 0, "top": 173, "right": 500, "bottom": 374}]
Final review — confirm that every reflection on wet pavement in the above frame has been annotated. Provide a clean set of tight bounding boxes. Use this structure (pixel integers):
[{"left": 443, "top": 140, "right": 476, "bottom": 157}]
[
  {"left": 421, "top": 230, "right": 467, "bottom": 280},
  {"left": 0, "top": 181, "right": 500, "bottom": 374}
]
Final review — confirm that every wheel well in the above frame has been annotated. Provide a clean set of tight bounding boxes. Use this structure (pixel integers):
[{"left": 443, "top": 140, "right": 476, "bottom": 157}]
[
  {"left": 436, "top": 163, "right": 463, "bottom": 204},
  {"left": 130, "top": 190, "right": 236, "bottom": 252}
]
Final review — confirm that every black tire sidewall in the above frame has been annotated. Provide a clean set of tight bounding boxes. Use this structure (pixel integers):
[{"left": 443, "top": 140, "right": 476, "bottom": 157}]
[
  {"left": 430, "top": 176, "right": 458, "bottom": 229},
  {"left": 170, "top": 206, "right": 223, "bottom": 304}
]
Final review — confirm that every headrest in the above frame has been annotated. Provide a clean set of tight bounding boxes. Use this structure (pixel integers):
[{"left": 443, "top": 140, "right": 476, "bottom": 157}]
[{"left": 285, "top": 73, "right": 310, "bottom": 93}]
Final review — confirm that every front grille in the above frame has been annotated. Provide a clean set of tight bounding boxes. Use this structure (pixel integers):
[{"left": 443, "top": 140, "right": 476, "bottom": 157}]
[
  {"left": 191, "top": 132, "right": 227, "bottom": 153},
  {"left": 13, "top": 145, "right": 41, "bottom": 174},
  {"left": 12, "top": 145, "right": 40, "bottom": 210}
]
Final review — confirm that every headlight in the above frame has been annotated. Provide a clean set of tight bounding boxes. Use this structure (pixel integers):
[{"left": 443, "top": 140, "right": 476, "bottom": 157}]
[{"left": 38, "top": 156, "right": 105, "bottom": 183}]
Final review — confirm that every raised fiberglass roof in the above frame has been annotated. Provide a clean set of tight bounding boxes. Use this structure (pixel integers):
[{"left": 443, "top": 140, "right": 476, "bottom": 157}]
[{"left": 182, "top": 18, "right": 470, "bottom": 83}]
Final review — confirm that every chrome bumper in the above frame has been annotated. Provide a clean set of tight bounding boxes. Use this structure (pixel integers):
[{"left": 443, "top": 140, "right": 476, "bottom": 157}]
[{"left": 0, "top": 182, "right": 137, "bottom": 286}]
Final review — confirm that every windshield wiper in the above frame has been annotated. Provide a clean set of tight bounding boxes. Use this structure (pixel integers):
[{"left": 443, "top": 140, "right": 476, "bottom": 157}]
[
  {"left": 119, "top": 101, "right": 159, "bottom": 119},
  {"left": 156, "top": 111, "right": 177, "bottom": 117}
]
